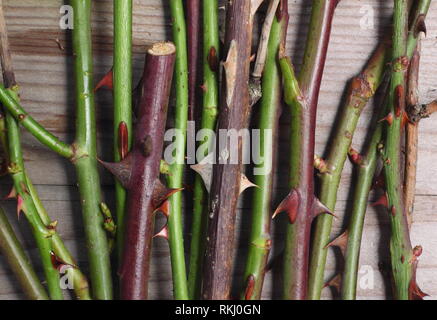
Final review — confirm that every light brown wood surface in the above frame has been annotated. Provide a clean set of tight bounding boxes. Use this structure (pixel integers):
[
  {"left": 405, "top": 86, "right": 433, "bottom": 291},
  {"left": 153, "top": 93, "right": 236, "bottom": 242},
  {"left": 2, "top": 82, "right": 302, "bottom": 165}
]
[{"left": 0, "top": 0, "right": 437, "bottom": 300}]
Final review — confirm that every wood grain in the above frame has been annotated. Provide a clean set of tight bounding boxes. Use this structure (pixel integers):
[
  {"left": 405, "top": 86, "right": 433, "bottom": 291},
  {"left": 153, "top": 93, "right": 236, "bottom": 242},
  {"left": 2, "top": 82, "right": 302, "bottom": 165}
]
[{"left": 0, "top": 0, "right": 437, "bottom": 300}]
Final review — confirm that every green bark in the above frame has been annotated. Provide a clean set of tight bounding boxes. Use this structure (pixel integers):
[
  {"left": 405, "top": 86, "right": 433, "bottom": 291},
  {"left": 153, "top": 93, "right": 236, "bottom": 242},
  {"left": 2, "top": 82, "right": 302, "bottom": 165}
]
[
  {"left": 167, "top": 0, "right": 189, "bottom": 300},
  {"left": 113, "top": 0, "right": 133, "bottom": 262},
  {"left": 0, "top": 206, "right": 49, "bottom": 300},
  {"left": 187, "top": 0, "right": 219, "bottom": 300},
  {"left": 241, "top": 9, "right": 285, "bottom": 300}
]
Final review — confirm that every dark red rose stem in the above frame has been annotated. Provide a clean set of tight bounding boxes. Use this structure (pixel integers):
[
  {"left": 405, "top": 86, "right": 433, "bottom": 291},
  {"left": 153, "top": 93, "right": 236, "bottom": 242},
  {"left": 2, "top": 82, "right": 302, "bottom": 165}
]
[
  {"left": 202, "top": 0, "right": 262, "bottom": 300},
  {"left": 187, "top": 0, "right": 200, "bottom": 121},
  {"left": 102, "top": 42, "right": 176, "bottom": 300}
]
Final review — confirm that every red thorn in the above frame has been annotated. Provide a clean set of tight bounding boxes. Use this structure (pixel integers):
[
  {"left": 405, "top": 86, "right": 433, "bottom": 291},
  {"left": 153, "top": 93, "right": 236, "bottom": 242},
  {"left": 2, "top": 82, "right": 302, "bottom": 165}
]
[
  {"left": 409, "top": 278, "right": 428, "bottom": 300},
  {"left": 314, "top": 155, "right": 329, "bottom": 173},
  {"left": 16, "top": 194, "right": 24, "bottom": 219},
  {"left": 325, "top": 230, "right": 349, "bottom": 255},
  {"left": 391, "top": 206, "right": 396, "bottom": 217},
  {"left": 98, "top": 154, "right": 133, "bottom": 189},
  {"left": 118, "top": 122, "right": 129, "bottom": 160},
  {"left": 272, "top": 188, "right": 300, "bottom": 224},
  {"left": 379, "top": 112, "right": 394, "bottom": 126},
  {"left": 50, "top": 251, "right": 75, "bottom": 271},
  {"left": 395, "top": 85, "right": 405, "bottom": 118},
  {"left": 154, "top": 200, "right": 170, "bottom": 218},
  {"left": 152, "top": 179, "right": 183, "bottom": 209},
  {"left": 207, "top": 46, "right": 219, "bottom": 72},
  {"left": 244, "top": 274, "right": 256, "bottom": 300},
  {"left": 153, "top": 225, "right": 169, "bottom": 240},
  {"left": 4, "top": 187, "right": 17, "bottom": 200},
  {"left": 413, "top": 245, "right": 423, "bottom": 258},
  {"left": 94, "top": 68, "right": 113, "bottom": 92},
  {"left": 372, "top": 193, "right": 389, "bottom": 209},
  {"left": 348, "top": 147, "right": 363, "bottom": 165},
  {"left": 324, "top": 274, "right": 342, "bottom": 292},
  {"left": 312, "top": 197, "right": 336, "bottom": 219}
]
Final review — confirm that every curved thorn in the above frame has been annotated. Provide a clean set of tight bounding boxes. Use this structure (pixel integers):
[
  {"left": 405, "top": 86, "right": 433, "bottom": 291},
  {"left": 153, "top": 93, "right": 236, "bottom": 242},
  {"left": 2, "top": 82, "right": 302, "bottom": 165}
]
[
  {"left": 272, "top": 188, "right": 300, "bottom": 224},
  {"left": 94, "top": 68, "right": 113, "bottom": 92}
]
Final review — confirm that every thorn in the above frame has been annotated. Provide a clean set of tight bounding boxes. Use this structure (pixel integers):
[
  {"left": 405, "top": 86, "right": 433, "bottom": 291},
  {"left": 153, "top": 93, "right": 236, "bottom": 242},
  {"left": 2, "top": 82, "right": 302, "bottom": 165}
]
[
  {"left": 244, "top": 274, "right": 256, "bottom": 300},
  {"left": 50, "top": 251, "right": 75, "bottom": 271},
  {"left": 190, "top": 153, "right": 214, "bottom": 192},
  {"left": 47, "top": 220, "right": 58, "bottom": 231},
  {"left": 409, "top": 245, "right": 423, "bottom": 264},
  {"left": 273, "top": 188, "right": 300, "bottom": 224},
  {"left": 325, "top": 230, "right": 349, "bottom": 256},
  {"left": 324, "top": 274, "right": 342, "bottom": 292},
  {"left": 154, "top": 200, "right": 170, "bottom": 218},
  {"left": 207, "top": 46, "right": 219, "bottom": 72},
  {"left": 152, "top": 179, "right": 183, "bottom": 209},
  {"left": 16, "top": 194, "right": 24, "bottom": 219},
  {"left": 4, "top": 187, "right": 17, "bottom": 200},
  {"left": 153, "top": 200, "right": 170, "bottom": 240},
  {"left": 312, "top": 196, "right": 336, "bottom": 219},
  {"left": 118, "top": 121, "right": 129, "bottom": 160},
  {"left": 414, "top": 14, "right": 427, "bottom": 37},
  {"left": 348, "top": 147, "right": 363, "bottom": 165},
  {"left": 314, "top": 155, "right": 329, "bottom": 173},
  {"left": 153, "top": 225, "right": 169, "bottom": 240},
  {"left": 223, "top": 40, "right": 238, "bottom": 106},
  {"left": 250, "top": 54, "right": 256, "bottom": 62},
  {"left": 98, "top": 153, "right": 133, "bottom": 189},
  {"left": 239, "top": 174, "right": 258, "bottom": 195},
  {"left": 94, "top": 68, "right": 113, "bottom": 92},
  {"left": 409, "top": 277, "right": 428, "bottom": 300},
  {"left": 413, "top": 245, "right": 423, "bottom": 258},
  {"left": 372, "top": 193, "right": 389, "bottom": 209},
  {"left": 379, "top": 112, "right": 394, "bottom": 126}
]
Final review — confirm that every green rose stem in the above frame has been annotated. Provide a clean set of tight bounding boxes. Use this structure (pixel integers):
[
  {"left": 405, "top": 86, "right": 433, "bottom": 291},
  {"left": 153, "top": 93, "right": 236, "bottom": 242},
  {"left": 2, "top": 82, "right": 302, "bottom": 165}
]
[
  {"left": 4, "top": 90, "right": 63, "bottom": 300},
  {"left": 307, "top": 39, "right": 388, "bottom": 300},
  {"left": 275, "top": 0, "right": 340, "bottom": 300},
  {"left": 0, "top": 0, "right": 113, "bottom": 299},
  {"left": 241, "top": 0, "right": 288, "bottom": 300},
  {"left": 339, "top": 89, "right": 389, "bottom": 300},
  {"left": 167, "top": 0, "right": 189, "bottom": 299},
  {"left": 70, "top": 0, "right": 112, "bottom": 299},
  {"left": 0, "top": 1, "right": 91, "bottom": 300},
  {"left": 0, "top": 206, "right": 48, "bottom": 300},
  {"left": 113, "top": 0, "right": 133, "bottom": 261},
  {"left": 0, "top": 3, "right": 59, "bottom": 300},
  {"left": 381, "top": 0, "right": 426, "bottom": 300},
  {"left": 187, "top": 0, "right": 219, "bottom": 299},
  {"left": 309, "top": 0, "right": 431, "bottom": 300}
]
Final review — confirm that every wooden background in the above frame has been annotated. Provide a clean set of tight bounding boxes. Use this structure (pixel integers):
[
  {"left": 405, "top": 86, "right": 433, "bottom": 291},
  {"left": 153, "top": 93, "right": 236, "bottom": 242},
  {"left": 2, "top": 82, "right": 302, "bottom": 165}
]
[{"left": 0, "top": 0, "right": 437, "bottom": 300}]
